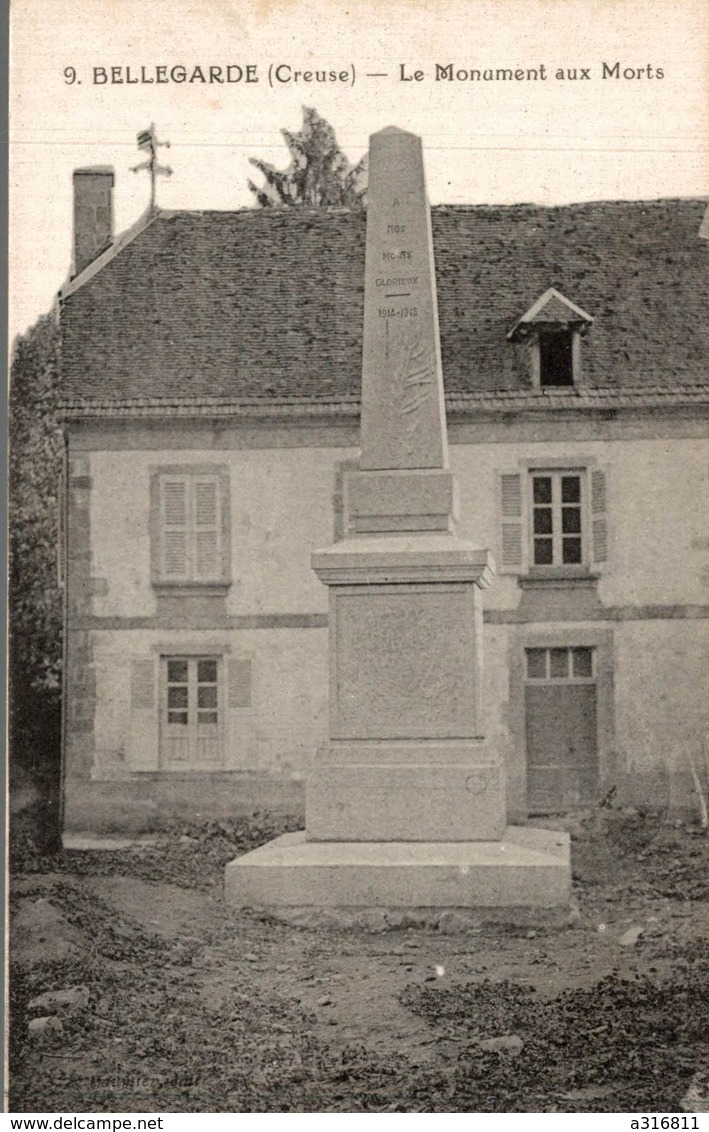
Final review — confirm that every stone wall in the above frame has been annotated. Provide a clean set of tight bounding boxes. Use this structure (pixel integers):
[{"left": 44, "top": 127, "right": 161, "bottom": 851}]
[{"left": 62, "top": 422, "right": 708, "bottom": 830}]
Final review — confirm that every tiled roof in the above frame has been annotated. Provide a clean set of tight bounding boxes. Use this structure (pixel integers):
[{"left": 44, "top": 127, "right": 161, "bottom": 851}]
[{"left": 60, "top": 199, "right": 709, "bottom": 403}]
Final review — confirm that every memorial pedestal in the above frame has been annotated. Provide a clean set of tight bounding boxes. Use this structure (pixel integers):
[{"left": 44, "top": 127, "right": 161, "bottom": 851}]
[
  {"left": 305, "top": 533, "right": 504, "bottom": 843},
  {"left": 225, "top": 530, "right": 573, "bottom": 923}
]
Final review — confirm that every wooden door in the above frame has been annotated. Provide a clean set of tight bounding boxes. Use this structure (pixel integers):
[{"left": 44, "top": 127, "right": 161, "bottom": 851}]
[{"left": 525, "top": 647, "right": 598, "bottom": 812}]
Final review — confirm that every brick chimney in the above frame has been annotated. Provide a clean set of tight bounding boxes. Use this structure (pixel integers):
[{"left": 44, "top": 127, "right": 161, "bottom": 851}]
[{"left": 73, "top": 166, "right": 115, "bottom": 276}]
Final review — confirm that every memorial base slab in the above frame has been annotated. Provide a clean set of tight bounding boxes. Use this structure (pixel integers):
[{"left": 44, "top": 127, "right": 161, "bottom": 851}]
[{"left": 224, "top": 827, "right": 573, "bottom": 927}]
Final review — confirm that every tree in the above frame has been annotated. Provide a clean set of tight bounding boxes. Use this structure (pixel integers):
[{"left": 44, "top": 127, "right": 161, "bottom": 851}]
[
  {"left": 248, "top": 106, "right": 367, "bottom": 208},
  {"left": 9, "top": 311, "right": 64, "bottom": 852}
]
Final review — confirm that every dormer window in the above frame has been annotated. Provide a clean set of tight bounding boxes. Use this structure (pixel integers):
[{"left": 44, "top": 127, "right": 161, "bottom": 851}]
[{"left": 508, "top": 288, "right": 593, "bottom": 389}]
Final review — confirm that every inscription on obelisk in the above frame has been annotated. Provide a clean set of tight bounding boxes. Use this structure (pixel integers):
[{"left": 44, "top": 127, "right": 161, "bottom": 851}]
[{"left": 359, "top": 127, "right": 448, "bottom": 471}]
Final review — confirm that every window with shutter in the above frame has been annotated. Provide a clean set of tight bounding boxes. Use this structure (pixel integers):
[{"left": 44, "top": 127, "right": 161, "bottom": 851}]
[
  {"left": 153, "top": 467, "right": 230, "bottom": 586},
  {"left": 497, "top": 464, "right": 608, "bottom": 577}
]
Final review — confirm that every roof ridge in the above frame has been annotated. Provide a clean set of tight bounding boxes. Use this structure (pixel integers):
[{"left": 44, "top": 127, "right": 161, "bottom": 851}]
[{"left": 159, "top": 197, "right": 709, "bottom": 222}]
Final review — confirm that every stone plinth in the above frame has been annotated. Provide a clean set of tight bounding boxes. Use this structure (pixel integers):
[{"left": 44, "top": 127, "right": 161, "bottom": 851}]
[
  {"left": 306, "top": 744, "right": 506, "bottom": 842},
  {"left": 225, "top": 827, "right": 572, "bottom": 921},
  {"left": 345, "top": 469, "right": 458, "bottom": 534}
]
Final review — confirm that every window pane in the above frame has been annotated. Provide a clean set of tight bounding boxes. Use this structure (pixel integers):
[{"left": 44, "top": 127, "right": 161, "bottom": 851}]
[
  {"left": 562, "top": 507, "right": 581, "bottom": 533},
  {"left": 533, "top": 508, "right": 553, "bottom": 534},
  {"left": 550, "top": 648, "right": 569, "bottom": 679},
  {"left": 198, "top": 711, "right": 218, "bottom": 725},
  {"left": 526, "top": 649, "right": 547, "bottom": 679},
  {"left": 561, "top": 476, "right": 581, "bottom": 503},
  {"left": 198, "top": 660, "right": 218, "bottom": 684},
  {"left": 562, "top": 537, "right": 582, "bottom": 564},
  {"left": 572, "top": 648, "right": 593, "bottom": 678},
  {"left": 168, "top": 710, "right": 188, "bottom": 725},
  {"left": 167, "top": 685, "right": 188, "bottom": 709},
  {"left": 198, "top": 685, "right": 217, "bottom": 709},
  {"left": 534, "top": 538, "right": 553, "bottom": 565},
  {"left": 167, "top": 659, "right": 188, "bottom": 683},
  {"left": 533, "top": 477, "right": 552, "bottom": 505}
]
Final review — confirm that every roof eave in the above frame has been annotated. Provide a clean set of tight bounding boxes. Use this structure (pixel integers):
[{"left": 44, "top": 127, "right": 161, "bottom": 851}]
[{"left": 59, "top": 386, "right": 709, "bottom": 423}]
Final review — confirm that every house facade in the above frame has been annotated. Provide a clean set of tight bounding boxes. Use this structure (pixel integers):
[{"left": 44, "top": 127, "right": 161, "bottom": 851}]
[{"left": 59, "top": 170, "right": 709, "bottom": 832}]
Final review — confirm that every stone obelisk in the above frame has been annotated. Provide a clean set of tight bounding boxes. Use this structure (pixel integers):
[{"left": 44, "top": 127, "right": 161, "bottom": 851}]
[{"left": 225, "top": 128, "right": 571, "bottom": 924}]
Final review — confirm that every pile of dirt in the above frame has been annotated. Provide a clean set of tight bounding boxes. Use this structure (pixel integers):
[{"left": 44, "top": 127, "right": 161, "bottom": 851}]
[
  {"left": 10, "top": 813, "right": 304, "bottom": 889},
  {"left": 9, "top": 877, "right": 339, "bottom": 1111},
  {"left": 398, "top": 957, "right": 709, "bottom": 1111},
  {"left": 9, "top": 878, "right": 190, "bottom": 1084},
  {"left": 11, "top": 896, "right": 87, "bottom": 970}
]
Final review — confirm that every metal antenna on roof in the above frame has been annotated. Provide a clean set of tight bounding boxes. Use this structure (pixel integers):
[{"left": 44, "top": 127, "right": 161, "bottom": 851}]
[{"left": 130, "top": 123, "right": 172, "bottom": 212}]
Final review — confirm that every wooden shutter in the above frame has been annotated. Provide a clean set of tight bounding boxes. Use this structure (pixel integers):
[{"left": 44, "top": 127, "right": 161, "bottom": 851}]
[
  {"left": 228, "top": 658, "right": 252, "bottom": 708},
  {"left": 128, "top": 657, "right": 159, "bottom": 770},
  {"left": 498, "top": 472, "right": 525, "bottom": 572},
  {"left": 193, "top": 478, "right": 220, "bottom": 580},
  {"left": 590, "top": 469, "right": 608, "bottom": 565},
  {"left": 161, "top": 478, "right": 188, "bottom": 579}
]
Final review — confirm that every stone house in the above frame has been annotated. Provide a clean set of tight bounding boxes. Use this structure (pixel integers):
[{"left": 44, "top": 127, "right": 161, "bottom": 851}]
[{"left": 59, "top": 167, "right": 709, "bottom": 832}]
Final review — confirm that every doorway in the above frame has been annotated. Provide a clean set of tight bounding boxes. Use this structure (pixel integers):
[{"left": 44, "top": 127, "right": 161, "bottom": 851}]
[
  {"left": 160, "top": 656, "right": 222, "bottom": 770},
  {"left": 525, "top": 645, "right": 598, "bottom": 812}
]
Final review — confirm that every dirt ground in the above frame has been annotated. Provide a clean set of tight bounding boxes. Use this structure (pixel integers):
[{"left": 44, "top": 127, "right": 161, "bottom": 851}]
[{"left": 8, "top": 809, "right": 709, "bottom": 1113}]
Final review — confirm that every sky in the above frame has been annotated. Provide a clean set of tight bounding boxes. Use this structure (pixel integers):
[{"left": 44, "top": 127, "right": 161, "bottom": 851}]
[{"left": 9, "top": 0, "right": 709, "bottom": 343}]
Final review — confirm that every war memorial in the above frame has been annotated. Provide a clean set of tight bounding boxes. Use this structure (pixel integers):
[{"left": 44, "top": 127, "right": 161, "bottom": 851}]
[{"left": 225, "top": 127, "right": 573, "bottom": 926}]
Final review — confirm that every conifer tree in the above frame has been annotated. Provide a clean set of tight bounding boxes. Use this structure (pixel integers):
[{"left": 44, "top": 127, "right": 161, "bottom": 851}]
[{"left": 248, "top": 106, "right": 367, "bottom": 207}]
